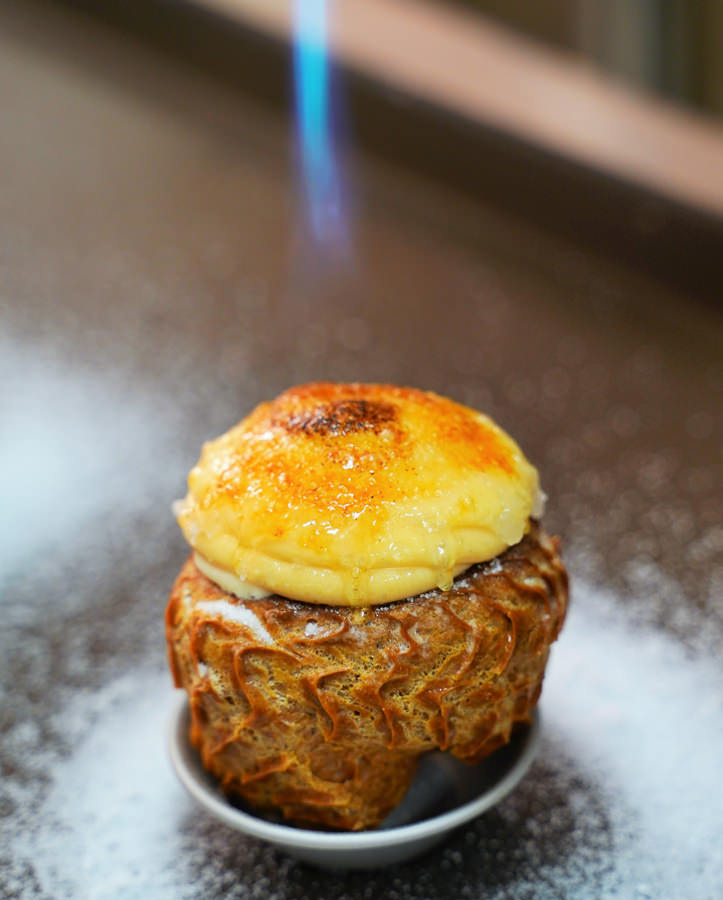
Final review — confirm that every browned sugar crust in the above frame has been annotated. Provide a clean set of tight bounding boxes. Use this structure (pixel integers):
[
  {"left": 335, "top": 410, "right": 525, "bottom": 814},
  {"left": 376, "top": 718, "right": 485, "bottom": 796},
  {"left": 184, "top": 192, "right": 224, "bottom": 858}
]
[{"left": 166, "top": 522, "right": 567, "bottom": 830}]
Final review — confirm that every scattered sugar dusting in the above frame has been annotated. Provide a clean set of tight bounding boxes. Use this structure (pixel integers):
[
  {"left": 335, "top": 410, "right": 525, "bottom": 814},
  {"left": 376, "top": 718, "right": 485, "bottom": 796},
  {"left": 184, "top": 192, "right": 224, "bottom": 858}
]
[
  {"left": 482, "top": 557, "right": 503, "bottom": 575},
  {"left": 197, "top": 600, "right": 273, "bottom": 645},
  {"left": 2, "top": 580, "right": 721, "bottom": 899},
  {"left": 543, "top": 589, "right": 723, "bottom": 896}
]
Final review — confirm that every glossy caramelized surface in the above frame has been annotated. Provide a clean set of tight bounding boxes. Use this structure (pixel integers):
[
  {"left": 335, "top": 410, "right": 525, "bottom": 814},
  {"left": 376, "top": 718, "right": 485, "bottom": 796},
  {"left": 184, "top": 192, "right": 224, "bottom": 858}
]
[{"left": 175, "top": 383, "right": 539, "bottom": 606}]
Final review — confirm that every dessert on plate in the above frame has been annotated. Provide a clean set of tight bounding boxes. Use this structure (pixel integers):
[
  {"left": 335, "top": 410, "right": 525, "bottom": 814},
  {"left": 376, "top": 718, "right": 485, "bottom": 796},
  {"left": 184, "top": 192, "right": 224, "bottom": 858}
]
[{"left": 166, "top": 383, "right": 567, "bottom": 830}]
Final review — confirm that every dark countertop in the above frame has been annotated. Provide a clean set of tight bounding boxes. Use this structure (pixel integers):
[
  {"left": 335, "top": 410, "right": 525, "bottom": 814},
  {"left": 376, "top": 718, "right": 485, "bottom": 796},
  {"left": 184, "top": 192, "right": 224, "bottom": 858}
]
[{"left": 1, "top": 2, "right": 721, "bottom": 898}]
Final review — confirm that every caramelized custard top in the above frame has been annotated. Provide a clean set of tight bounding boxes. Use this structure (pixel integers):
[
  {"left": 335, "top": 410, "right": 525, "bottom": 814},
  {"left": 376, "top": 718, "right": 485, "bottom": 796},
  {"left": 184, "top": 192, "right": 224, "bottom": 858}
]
[{"left": 175, "top": 383, "right": 539, "bottom": 606}]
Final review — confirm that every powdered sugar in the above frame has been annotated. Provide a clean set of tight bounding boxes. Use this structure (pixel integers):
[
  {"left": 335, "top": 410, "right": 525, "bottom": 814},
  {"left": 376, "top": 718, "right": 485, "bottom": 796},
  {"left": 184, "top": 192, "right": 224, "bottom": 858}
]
[
  {"left": 543, "top": 588, "right": 723, "bottom": 894},
  {"left": 196, "top": 599, "right": 273, "bottom": 645},
  {"left": 4, "top": 579, "right": 720, "bottom": 899}
]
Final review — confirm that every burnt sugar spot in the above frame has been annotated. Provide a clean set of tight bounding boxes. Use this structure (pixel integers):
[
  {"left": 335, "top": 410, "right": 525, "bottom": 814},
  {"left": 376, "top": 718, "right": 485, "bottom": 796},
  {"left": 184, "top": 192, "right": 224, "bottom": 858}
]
[{"left": 277, "top": 398, "right": 398, "bottom": 438}]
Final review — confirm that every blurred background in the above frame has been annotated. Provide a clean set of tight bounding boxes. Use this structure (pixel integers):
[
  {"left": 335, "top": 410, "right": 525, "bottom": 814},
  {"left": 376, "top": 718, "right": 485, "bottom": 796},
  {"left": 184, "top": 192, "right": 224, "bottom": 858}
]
[
  {"left": 464, "top": 0, "right": 723, "bottom": 115},
  {"left": 1, "top": 1, "right": 721, "bottom": 898}
]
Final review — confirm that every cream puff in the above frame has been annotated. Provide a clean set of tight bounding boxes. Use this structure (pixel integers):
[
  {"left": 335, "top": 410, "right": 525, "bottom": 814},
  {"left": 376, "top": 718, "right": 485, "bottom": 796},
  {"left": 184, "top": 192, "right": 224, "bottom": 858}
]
[{"left": 166, "top": 383, "right": 567, "bottom": 829}]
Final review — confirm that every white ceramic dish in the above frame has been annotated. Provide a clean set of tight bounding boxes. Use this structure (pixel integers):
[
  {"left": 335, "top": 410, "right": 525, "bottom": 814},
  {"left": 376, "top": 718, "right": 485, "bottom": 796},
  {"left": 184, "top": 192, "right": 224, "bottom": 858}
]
[{"left": 168, "top": 692, "right": 540, "bottom": 869}]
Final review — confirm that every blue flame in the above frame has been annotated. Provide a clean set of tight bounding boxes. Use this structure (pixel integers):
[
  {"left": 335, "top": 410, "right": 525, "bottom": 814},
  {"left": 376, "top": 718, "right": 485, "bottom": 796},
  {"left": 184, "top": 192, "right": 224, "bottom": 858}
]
[{"left": 293, "top": 0, "right": 343, "bottom": 246}]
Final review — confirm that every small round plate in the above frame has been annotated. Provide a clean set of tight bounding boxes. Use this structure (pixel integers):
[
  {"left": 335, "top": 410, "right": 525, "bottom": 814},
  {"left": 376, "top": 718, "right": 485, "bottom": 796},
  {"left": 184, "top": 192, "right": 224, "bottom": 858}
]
[{"left": 168, "top": 692, "right": 540, "bottom": 869}]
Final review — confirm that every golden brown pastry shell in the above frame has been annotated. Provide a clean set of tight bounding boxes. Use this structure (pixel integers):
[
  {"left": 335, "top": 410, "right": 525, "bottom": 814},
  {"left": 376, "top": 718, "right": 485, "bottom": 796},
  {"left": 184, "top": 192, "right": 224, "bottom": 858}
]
[{"left": 166, "top": 521, "right": 567, "bottom": 830}]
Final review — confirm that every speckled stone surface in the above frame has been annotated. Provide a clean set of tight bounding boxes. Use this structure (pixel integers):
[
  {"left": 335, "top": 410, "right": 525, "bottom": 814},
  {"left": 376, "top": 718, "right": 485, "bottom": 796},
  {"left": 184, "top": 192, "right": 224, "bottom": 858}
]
[{"left": 1, "top": 2, "right": 722, "bottom": 898}]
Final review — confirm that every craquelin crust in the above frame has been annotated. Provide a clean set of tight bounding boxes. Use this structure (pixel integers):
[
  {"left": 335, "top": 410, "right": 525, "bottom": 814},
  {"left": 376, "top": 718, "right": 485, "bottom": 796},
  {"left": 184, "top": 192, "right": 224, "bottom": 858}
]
[{"left": 166, "top": 521, "right": 567, "bottom": 830}]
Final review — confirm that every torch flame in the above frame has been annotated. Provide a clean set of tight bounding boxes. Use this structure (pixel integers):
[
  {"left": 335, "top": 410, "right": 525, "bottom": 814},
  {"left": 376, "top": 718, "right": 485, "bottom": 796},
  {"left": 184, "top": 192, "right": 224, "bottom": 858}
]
[{"left": 293, "top": 0, "right": 344, "bottom": 249}]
